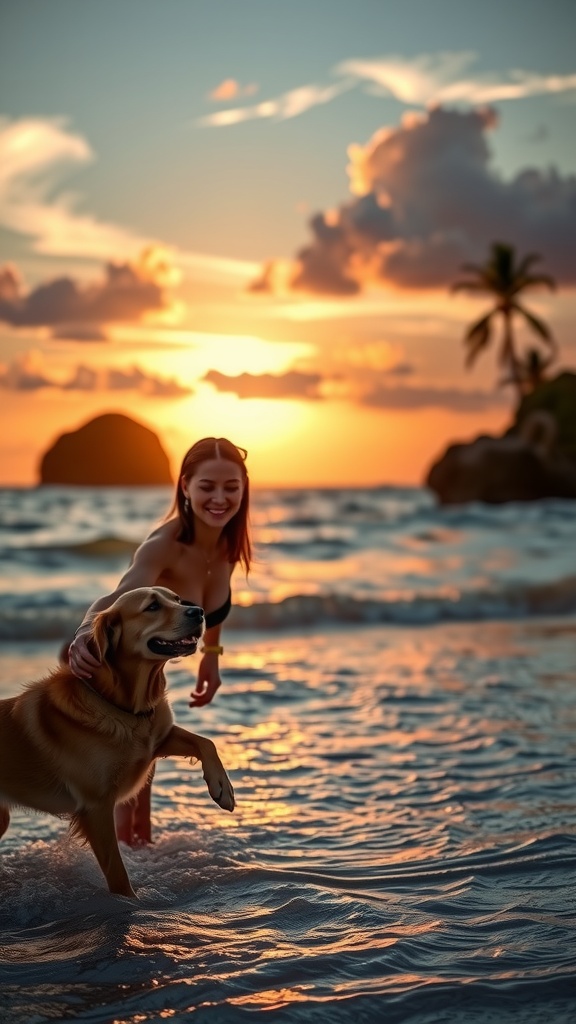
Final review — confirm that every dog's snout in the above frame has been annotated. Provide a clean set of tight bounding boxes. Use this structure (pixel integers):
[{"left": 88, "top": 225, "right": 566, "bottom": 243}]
[{"left": 184, "top": 604, "right": 204, "bottom": 622}]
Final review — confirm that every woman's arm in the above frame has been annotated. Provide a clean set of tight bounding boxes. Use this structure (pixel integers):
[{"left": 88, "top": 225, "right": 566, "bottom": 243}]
[
  {"left": 68, "top": 530, "right": 173, "bottom": 678},
  {"left": 190, "top": 621, "right": 224, "bottom": 707},
  {"left": 189, "top": 556, "right": 236, "bottom": 708}
]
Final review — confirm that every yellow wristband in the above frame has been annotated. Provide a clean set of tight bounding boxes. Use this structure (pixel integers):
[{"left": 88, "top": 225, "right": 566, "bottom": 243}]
[{"left": 203, "top": 644, "right": 223, "bottom": 655}]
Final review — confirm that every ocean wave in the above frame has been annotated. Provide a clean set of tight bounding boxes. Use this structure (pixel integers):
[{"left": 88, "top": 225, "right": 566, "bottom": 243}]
[
  {"left": 2, "top": 577, "right": 576, "bottom": 641},
  {"left": 0, "top": 535, "right": 140, "bottom": 561}
]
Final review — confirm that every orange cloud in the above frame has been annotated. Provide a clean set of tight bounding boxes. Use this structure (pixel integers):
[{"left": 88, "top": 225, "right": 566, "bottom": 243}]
[
  {"left": 360, "top": 383, "right": 507, "bottom": 411},
  {"left": 250, "top": 105, "right": 576, "bottom": 295},
  {"left": 199, "top": 80, "right": 350, "bottom": 126},
  {"left": 0, "top": 349, "right": 192, "bottom": 397},
  {"left": 209, "top": 79, "right": 259, "bottom": 102},
  {"left": 204, "top": 369, "right": 324, "bottom": 399},
  {"left": 210, "top": 78, "right": 240, "bottom": 101},
  {"left": 0, "top": 248, "right": 180, "bottom": 331}
]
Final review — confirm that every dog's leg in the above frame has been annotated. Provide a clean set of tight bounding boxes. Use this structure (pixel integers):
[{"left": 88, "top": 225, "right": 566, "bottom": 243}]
[
  {"left": 0, "top": 804, "right": 10, "bottom": 839},
  {"left": 73, "top": 804, "right": 137, "bottom": 898},
  {"left": 154, "top": 725, "right": 235, "bottom": 811}
]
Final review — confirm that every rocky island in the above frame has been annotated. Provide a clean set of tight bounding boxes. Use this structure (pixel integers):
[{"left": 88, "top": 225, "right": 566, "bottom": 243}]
[
  {"left": 39, "top": 412, "right": 173, "bottom": 486},
  {"left": 425, "top": 372, "right": 576, "bottom": 504}
]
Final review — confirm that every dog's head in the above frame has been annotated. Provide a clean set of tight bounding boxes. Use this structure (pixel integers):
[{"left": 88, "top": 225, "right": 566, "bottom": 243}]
[{"left": 91, "top": 587, "right": 205, "bottom": 666}]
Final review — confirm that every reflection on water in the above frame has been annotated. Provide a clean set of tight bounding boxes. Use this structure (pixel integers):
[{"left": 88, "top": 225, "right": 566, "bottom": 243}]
[{"left": 1, "top": 620, "right": 576, "bottom": 1023}]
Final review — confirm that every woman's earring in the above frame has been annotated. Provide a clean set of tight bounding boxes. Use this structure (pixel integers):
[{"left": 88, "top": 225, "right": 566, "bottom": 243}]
[{"left": 184, "top": 497, "right": 190, "bottom": 514}]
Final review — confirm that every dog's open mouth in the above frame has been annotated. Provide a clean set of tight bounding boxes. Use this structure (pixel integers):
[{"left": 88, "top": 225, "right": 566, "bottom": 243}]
[{"left": 148, "top": 633, "right": 201, "bottom": 658}]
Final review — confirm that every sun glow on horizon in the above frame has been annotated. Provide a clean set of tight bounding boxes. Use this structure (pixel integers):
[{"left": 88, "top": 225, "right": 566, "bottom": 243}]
[
  {"left": 157, "top": 387, "right": 311, "bottom": 468},
  {"left": 111, "top": 327, "right": 314, "bottom": 379}
]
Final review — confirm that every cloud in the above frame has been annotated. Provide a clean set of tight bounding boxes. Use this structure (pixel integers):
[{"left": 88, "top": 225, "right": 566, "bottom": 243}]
[
  {"left": 0, "top": 117, "right": 257, "bottom": 282},
  {"left": 209, "top": 79, "right": 258, "bottom": 101},
  {"left": 198, "top": 79, "right": 354, "bottom": 126},
  {"left": 0, "top": 350, "right": 53, "bottom": 390},
  {"left": 0, "top": 117, "right": 147, "bottom": 260},
  {"left": 251, "top": 105, "right": 576, "bottom": 293},
  {"left": 203, "top": 369, "right": 324, "bottom": 399},
  {"left": 359, "top": 382, "right": 507, "bottom": 411},
  {"left": 0, "top": 250, "right": 178, "bottom": 329},
  {"left": 0, "top": 348, "right": 500, "bottom": 411},
  {"left": 337, "top": 52, "right": 576, "bottom": 106},
  {"left": 52, "top": 324, "right": 109, "bottom": 342},
  {"left": 198, "top": 52, "right": 576, "bottom": 131},
  {"left": 202, "top": 364, "right": 505, "bottom": 413},
  {"left": 65, "top": 363, "right": 192, "bottom": 396},
  {"left": 0, "top": 350, "right": 192, "bottom": 396},
  {"left": 210, "top": 79, "right": 241, "bottom": 101}
]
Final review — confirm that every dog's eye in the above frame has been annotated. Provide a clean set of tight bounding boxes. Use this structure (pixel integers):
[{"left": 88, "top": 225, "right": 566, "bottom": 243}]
[{"left": 146, "top": 600, "right": 160, "bottom": 612}]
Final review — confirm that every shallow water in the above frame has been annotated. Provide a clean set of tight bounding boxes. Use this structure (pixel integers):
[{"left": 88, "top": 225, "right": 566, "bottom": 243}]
[{"left": 1, "top": 619, "right": 575, "bottom": 1023}]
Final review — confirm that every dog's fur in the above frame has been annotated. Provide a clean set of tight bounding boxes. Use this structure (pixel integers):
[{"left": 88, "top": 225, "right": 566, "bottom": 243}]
[{"left": 0, "top": 586, "right": 234, "bottom": 897}]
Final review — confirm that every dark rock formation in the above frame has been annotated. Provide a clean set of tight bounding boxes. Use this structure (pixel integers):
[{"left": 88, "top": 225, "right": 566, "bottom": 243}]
[
  {"left": 39, "top": 413, "right": 173, "bottom": 486},
  {"left": 513, "top": 371, "right": 576, "bottom": 462},
  {"left": 426, "top": 372, "right": 576, "bottom": 505}
]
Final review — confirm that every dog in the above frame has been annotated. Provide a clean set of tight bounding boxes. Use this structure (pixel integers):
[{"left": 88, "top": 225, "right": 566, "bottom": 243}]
[{"left": 0, "top": 586, "right": 234, "bottom": 898}]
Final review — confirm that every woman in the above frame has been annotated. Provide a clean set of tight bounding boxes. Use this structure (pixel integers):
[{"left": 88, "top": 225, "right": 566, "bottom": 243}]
[{"left": 68, "top": 436, "right": 251, "bottom": 845}]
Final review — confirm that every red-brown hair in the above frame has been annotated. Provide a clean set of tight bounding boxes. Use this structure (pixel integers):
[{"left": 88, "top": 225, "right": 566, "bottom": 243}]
[{"left": 165, "top": 437, "right": 251, "bottom": 573}]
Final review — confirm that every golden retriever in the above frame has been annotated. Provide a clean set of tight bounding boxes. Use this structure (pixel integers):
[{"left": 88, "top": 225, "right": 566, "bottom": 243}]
[{"left": 0, "top": 586, "right": 234, "bottom": 898}]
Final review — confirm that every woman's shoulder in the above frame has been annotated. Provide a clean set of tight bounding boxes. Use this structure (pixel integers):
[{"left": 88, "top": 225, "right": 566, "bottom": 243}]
[{"left": 140, "top": 518, "right": 182, "bottom": 551}]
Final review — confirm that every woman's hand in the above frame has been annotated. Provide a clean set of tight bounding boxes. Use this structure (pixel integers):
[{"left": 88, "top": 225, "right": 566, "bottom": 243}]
[
  {"left": 189, "top": 653, "right": 222, "bottom": 707},
  {"left": 68, "top": 630, "right": 101, "bottom": 680}
]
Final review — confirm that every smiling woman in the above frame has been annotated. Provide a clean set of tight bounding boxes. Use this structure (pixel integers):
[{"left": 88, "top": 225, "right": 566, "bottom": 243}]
[{"left": 64, "top": 435, "right": 252, "bottom": 845}]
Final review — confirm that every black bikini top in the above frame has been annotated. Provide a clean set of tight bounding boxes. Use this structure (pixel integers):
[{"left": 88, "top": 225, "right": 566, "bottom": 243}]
[{"left": 204, "top": 590, "right": 232, "bottom": 630}]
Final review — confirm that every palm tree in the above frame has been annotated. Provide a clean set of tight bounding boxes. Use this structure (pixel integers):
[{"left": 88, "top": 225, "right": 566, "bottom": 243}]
[{"left": 452, "top": 242, "right": 556, "bottom": 402}]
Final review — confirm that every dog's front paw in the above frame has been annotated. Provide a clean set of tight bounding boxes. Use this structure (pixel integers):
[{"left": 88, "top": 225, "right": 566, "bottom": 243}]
[{"left": 203, "top": 763, "right": 235, "bottom": 812}]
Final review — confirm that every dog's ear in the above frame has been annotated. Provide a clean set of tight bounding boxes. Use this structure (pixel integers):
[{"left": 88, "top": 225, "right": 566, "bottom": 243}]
[{"left": 90, "top": 610, "right": 122, "bottom": 664}]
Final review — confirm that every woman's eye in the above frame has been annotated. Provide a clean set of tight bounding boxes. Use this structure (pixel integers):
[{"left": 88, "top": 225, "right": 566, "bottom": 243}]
[{"left": 146, "top": 600, "right": 160, "bottom": 612}]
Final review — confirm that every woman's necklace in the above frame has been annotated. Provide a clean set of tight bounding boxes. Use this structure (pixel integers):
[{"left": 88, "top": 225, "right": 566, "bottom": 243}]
[{"left": 200, "top": 544, "right": 219, "bottom": 576}]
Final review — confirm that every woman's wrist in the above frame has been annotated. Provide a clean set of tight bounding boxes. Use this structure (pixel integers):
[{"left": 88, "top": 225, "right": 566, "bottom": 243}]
[{"left": 203, "top": 644, "right": 224, "bottom": 655}]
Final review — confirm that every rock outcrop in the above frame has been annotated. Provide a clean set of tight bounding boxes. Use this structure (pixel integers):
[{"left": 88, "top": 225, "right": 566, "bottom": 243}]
[
  {"left": 513, "top": 371, "right": 576, "bottom": 462},
  {"left": 39, "top": 413, "right": 173, "bottom": 486},
  {"left": 425, "top": 373, "right": 576, "bottom": 505}
]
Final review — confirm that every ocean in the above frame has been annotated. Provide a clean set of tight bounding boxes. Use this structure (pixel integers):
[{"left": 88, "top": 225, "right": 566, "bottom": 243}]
[{"left": 1, "top": 484, "right": 575, "bottom": 1023}]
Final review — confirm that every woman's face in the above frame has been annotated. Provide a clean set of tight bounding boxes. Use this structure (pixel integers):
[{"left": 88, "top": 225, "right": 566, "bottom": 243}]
[{"left": 183, "top": 457, "right": 245, "bottom": 529}]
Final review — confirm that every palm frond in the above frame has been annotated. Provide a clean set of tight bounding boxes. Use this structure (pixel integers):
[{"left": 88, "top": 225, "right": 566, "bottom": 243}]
[
  {"left": 516, "top": 252, "right": 543, "bottom": 278},
  {"left": 522, "top": 273, "right": 556, "bottom": 291},
  {"left": 463, "top": 313, "right": 493, "bottom": 367},
  {"left": 513, "top": 303, "right": 556, "bottom": 346}
]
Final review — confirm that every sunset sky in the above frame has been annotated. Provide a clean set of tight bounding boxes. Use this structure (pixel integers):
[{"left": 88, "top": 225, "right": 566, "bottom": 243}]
[{"left": 1, "top": 0, "right": 575, "bottom": 487}]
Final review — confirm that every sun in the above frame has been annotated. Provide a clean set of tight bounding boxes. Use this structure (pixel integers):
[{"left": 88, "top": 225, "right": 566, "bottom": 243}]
[
  {"left": 120, "top": 329, "right": 313, "bottom": 379},
  {"left": 158, "top": 388, "right": 310, "bottom": 465},
  {"left": 188, "top": 332, "right": 314, "bottom": 376}
]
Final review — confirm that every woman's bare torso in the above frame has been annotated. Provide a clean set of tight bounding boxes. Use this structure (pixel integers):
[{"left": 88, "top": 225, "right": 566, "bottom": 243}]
[{"left": 148, "top": 520, "right": 233, "bottom": 615}]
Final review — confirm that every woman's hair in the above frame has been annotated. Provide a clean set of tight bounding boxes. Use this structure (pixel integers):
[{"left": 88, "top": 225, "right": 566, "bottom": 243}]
[{"left": 165, "top": 437, "right": 251, "bottom": 572}]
